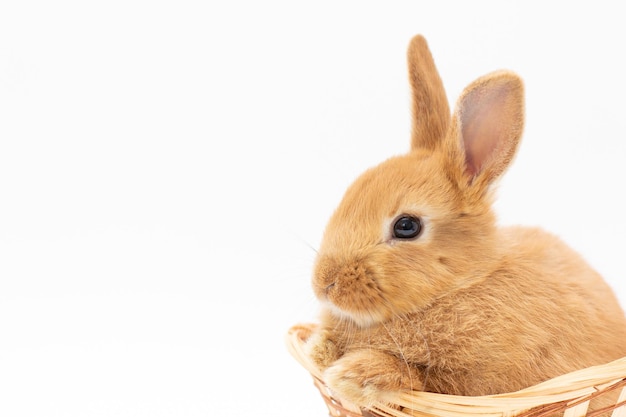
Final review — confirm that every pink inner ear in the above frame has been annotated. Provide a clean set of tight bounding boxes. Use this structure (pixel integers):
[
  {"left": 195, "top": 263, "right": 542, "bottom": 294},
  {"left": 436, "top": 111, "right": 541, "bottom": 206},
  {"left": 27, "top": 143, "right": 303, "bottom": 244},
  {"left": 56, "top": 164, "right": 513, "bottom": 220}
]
[{"left": 461, "top": 85, "right": 511, "bottom": 178}]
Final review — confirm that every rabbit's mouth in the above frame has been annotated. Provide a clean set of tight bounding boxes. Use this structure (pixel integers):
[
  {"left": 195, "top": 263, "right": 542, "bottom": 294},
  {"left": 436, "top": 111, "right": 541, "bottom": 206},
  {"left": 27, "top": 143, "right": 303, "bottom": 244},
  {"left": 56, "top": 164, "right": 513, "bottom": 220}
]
[{"left": 313, "top": 256, "right": 390, "bottom": 327}]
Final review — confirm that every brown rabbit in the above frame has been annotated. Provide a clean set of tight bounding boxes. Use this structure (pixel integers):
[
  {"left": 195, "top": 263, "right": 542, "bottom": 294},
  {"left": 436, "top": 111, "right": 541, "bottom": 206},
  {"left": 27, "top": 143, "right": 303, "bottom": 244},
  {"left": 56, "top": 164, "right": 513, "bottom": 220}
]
[{"left": 303, "top": 35, "right": 626, "bottom": 407}]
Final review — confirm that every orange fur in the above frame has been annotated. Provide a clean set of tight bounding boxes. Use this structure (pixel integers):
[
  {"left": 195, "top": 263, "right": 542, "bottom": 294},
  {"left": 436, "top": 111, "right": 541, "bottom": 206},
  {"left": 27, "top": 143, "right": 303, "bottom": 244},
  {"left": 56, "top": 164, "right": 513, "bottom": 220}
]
[{"left": 305, "top": 35, "right": 626, "bottom": 407}]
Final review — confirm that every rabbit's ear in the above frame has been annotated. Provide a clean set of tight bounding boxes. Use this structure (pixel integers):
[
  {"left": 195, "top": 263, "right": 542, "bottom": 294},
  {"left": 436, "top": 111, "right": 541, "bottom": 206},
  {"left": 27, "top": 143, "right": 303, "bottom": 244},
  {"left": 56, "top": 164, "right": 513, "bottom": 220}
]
[
  {"left": 451, "top": 71, "right": 524, "bottom": 187},
  {"left": 408, "top": 35, "right": 450, "bottom": 151}
]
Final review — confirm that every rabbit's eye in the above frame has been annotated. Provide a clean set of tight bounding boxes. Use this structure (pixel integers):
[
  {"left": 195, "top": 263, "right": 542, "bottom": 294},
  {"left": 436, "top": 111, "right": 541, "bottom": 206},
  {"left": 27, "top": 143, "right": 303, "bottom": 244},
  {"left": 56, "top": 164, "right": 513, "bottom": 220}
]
[{"left": 393, "top": 216, "right": 422, "bottom": 239}]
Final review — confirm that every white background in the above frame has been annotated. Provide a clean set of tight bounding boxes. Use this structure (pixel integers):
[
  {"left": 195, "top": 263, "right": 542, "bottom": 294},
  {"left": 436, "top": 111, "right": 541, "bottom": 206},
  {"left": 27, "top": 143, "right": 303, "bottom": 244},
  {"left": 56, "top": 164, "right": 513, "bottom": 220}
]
[{"left": 1, "top": 1, "right": 625, "bottom": 416}]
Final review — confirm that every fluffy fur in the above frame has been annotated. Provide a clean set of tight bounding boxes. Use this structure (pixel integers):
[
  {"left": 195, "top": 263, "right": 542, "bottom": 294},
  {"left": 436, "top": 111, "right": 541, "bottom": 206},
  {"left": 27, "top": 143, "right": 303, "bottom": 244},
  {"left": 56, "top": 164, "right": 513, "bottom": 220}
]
[{"left": 304, "top": 35, "right": 626, "bottom": 407}]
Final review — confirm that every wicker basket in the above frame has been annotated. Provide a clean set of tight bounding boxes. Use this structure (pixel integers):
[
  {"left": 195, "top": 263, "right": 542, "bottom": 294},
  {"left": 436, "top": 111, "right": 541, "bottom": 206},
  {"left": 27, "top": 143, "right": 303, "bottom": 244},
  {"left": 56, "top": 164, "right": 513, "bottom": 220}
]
[{"left": 286, "top": 325, "right": 626, "bottom": 417}]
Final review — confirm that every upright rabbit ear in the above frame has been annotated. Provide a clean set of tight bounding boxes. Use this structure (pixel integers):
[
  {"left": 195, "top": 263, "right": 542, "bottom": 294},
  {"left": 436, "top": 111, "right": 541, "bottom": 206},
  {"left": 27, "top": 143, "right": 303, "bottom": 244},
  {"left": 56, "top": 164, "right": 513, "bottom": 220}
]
[
  {"left": 450, "top": 71, "right": 525, "bottom": 188},
  {"left": 408, "top": 35, "right": 450, "bottom": 151}
]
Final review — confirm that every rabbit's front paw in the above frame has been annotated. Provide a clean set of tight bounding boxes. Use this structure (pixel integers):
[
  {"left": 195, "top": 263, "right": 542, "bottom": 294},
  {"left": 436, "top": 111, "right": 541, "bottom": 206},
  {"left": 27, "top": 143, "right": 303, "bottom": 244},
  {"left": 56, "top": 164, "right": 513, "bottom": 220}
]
[
  {"left": 323, "top": 350, "right": 422, "bottom": 406},
  {"left": 304, "top": 329, "right": 340, "bottom": 370}
]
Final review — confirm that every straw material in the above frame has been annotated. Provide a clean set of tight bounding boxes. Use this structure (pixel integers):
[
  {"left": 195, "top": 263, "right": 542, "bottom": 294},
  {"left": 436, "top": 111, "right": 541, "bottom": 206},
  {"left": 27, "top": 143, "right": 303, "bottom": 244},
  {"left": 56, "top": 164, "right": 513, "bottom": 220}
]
[{"left": 286, "top": 325, "right": 626, "bottom": 417}]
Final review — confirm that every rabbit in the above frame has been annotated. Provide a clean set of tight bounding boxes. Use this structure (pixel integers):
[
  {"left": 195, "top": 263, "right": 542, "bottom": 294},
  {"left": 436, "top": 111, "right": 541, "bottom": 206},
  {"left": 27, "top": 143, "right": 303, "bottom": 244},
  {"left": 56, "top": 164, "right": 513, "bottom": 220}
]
[{"left": 301, "top": 34, "right": 626, "bottom": 408}]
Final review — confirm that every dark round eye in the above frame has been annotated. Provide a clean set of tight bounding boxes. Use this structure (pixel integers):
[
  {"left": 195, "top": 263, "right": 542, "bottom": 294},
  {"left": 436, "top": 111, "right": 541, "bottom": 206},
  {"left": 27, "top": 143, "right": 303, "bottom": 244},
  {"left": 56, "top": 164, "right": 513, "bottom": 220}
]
[{"left": 393, "top": 216, "right": 422, "bottom": 239}]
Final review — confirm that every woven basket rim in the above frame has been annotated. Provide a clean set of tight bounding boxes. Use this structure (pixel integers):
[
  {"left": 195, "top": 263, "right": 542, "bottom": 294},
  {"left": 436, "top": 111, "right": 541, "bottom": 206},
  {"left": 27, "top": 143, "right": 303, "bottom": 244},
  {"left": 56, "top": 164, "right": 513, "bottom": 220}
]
[{"left": 286, "top": 323, "right": 626, "bottom": 416}]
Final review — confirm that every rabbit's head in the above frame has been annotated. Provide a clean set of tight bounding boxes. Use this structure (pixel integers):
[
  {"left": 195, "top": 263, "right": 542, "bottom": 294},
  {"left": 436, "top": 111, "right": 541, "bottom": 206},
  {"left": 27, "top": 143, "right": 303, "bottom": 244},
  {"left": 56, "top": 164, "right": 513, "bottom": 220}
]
[{"left": 312, "top": 36, "right": 525, "bottom": 327}]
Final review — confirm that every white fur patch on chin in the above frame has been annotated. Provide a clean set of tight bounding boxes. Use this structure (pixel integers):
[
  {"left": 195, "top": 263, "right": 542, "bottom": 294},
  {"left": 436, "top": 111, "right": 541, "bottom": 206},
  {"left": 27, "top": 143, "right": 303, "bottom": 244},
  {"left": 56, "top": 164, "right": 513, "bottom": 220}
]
[{"left": 323, "top": 300, "right": 384, "bottom": 328}]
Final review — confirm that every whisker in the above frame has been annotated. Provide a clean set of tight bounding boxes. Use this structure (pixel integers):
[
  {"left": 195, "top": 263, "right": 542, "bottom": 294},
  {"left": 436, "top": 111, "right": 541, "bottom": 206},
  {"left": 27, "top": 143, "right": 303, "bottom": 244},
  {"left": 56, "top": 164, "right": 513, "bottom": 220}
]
[
  {"left": 288, "top": 233, "right": 319, "bottom": 255},
  {"left": 381, "top": 320, "right": 415, "bottom": 394}
]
